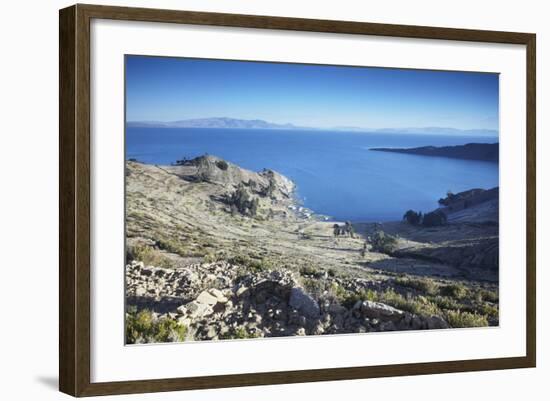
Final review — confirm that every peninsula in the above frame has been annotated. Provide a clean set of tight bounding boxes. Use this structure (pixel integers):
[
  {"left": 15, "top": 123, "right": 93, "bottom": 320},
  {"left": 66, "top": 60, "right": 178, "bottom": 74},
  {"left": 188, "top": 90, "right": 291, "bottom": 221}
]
[{"left": 370, "top": 143, "right": 499, "bottom": 162}]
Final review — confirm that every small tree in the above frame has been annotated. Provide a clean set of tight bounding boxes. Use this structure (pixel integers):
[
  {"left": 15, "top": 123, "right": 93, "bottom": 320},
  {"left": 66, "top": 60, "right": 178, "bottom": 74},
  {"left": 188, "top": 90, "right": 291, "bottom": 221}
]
[
  {"left": 249, "top": 197, "right": 260, "bottom": 216},
  {"left": 228, "top": 184, "right": 260, "bottom": 217},
  {"left": 403, "top": 210, "right": 422, "bottom": 225},
  {"left": 422, "top": 210, "right": 447, "bottom": 227},
  {"left": 370, "top": 230, "right": 398, "bottom": 254},
  {"left": 231, "top": 184, "right": 250, "bottom": 211},
  {"left": 262, "top": 178, "right": 276, "bottom": 198}
]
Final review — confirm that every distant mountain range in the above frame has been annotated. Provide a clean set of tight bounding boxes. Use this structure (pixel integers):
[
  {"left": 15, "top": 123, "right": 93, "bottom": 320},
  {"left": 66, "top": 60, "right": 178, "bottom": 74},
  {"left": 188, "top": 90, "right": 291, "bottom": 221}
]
[
  {"left": 127, "top": 117, "right": 302, "bottom": 130},
  {"left": 127, "top": 117, "right": 498, "bottom": 137}
]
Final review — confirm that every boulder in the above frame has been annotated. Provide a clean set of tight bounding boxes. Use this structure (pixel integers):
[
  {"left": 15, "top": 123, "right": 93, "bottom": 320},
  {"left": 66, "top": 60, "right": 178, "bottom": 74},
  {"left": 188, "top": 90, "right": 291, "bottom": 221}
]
[
  {"left": 289, "top": 287, "right": 320, "bottom": 320},
  {"left": 328, "top": 303, "right": 348, "bottom": 315},
  {"left": 135, "top": 286, "right": 147, "bottom": 297},
  {"left": 425, "top": 315, "right": 450, "bottom": 330},
  {"left": 178, "top": 300, "right": 213, "bottom": 318},
  {"left": 411, "top": 315, "right": 424, "bottom": 330},
  {"left": 208, "top": 288, "right": 229, "bottom": 304},
  {"left": 196, "top": 290, "right": 219, "bottom": 306},
  {"left": 379, "top": 321, "right": 396, "bottom": 331},
  {"left": 358, "top": 300, "right": 404, "bottom": 321}
]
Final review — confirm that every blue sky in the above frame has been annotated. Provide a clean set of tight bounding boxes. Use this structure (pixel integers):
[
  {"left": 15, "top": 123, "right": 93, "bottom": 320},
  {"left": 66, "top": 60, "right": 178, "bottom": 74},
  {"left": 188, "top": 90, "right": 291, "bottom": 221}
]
[{"left": 125, "top": 55, "right": 499, "bottom": 131}]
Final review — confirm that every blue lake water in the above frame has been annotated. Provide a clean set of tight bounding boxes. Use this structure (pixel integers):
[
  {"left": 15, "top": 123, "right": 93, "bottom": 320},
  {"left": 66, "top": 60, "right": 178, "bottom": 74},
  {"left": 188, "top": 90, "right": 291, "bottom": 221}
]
[{"left": 126, "top": 127, "right": 499, "bottom": 222}]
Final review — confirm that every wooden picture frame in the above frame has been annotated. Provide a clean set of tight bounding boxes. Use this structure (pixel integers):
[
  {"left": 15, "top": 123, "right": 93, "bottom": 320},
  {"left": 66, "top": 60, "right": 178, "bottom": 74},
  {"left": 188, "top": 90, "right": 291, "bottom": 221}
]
[{"left": 59, "top": 3, "right": 536, "bottom": 397}]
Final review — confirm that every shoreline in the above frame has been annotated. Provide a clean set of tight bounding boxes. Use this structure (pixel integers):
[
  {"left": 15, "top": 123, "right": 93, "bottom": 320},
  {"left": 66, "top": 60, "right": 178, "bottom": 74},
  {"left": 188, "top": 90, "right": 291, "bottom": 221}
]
[{"left": 128, "top": 158, "right": 497, "bottom": 226}]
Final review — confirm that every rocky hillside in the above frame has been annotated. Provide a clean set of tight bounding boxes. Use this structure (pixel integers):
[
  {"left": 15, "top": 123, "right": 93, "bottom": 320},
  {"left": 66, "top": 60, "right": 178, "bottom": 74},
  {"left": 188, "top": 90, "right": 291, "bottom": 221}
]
[
  {"left": 125, "top": 155, "right": 499, "bottom": 343},
  {"left": 126, "top": 260, "right": 451, "bottom": 342},
  {"left": 439, "top": 187, "right": 499, "bottom": 223}
]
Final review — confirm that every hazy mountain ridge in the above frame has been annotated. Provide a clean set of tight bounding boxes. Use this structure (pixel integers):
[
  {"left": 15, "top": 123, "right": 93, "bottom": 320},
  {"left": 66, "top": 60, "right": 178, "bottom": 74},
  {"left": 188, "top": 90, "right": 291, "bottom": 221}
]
[
  {"left": 127, "top": 117, "right": 303, "bottom": 130},
  {"left": 127, "top": 117, "right": 498, "bottom": 136}
]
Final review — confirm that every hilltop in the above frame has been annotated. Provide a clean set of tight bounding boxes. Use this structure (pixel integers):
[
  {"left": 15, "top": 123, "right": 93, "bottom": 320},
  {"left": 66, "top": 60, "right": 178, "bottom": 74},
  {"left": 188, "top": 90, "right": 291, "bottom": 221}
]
[{"left": 125, "top": 155, "right": 499, "bottom": 343}]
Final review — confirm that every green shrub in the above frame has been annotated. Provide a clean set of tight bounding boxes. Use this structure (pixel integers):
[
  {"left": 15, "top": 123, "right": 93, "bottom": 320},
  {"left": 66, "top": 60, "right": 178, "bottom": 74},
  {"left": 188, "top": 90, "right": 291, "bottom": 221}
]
[
  {"left": 444, "top": 310, "right": 488, "bottom": 328},
  {"left": 128, "top": 244, "right": 173, "bottom": 268},
  {"left": 341, "top": 288, "right": 377, "bottom": 309},
  {"left": 228, "top": 254, "right": 266, "bottom": 272},
  {"left": 227, "top": 184, "right": 260, "bottom": 217},
  {"left": 299, "top": 265, "right": 322, "bottom": 277},
  {"left": 476, "top": 303, "right": 499, "bottom": 318},
  {"left": 126, "top": 309, "right": 187, "bottom": 344},
  {"left": 475, "top": 289, "right": 499, "bottom": 303},
  {"left": 440, "top": 283, "right": 469, "bottom": 299},
  {"left": 378, "top": 290, "right": 440, "bottom": 316},
  {"left": 203, "top": 251, "right": 224, "bottom": 263},
  {"left": 220, "top": 327, "right": 260, "bottom": 340},
  {"left": 327, "top": 282, "right": 349, "bottom": 301},
  {"left": 370, "top": 231, "right": 398, "bottom": 254},
  {"left": 395, "top": 277, "right": 439, "bottom": 296},
  {"left": 155, "top": 237, "right": 187, "bottom": 256},
  {"left": 301, "top": 278, "right": 325, "bottom": 297},
  {"left": 429, "top": 295, "right": 462, "bottom": 311}
]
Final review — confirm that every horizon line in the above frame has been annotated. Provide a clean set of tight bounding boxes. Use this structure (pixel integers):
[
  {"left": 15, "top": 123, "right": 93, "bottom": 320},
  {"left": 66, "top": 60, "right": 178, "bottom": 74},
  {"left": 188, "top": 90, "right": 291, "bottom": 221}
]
[{"left": 126, "top": 116, "right": 499, "bottom": 135}]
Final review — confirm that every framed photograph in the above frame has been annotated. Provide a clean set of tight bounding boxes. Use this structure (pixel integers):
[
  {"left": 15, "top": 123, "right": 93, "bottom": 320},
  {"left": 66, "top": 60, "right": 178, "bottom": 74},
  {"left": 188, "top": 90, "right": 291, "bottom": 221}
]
[{"left": 59, "top": 4, "right": 536, "bottom": 397}]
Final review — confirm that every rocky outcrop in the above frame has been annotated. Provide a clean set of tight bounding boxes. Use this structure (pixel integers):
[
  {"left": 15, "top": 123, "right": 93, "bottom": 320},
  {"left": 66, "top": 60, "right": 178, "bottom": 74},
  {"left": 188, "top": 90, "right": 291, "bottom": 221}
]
[
  {"left": 166, "top": 155, "right": 295, "bottom": 200},
  {"left": 126, "top": 260, "right": 450, "bottom": 342}
]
